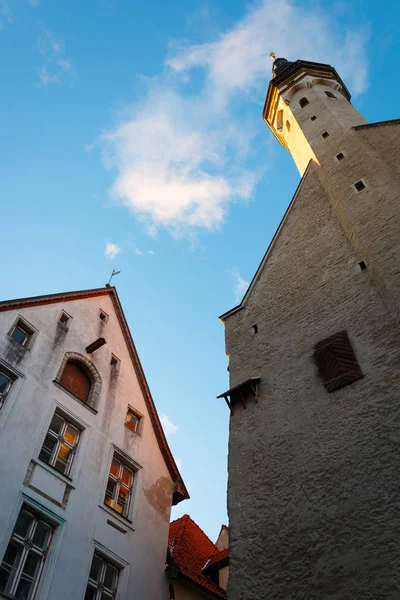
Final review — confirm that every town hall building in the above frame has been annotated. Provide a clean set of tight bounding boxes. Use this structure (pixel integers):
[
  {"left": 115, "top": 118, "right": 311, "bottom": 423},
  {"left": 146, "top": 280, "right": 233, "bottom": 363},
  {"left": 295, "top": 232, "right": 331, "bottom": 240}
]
[{"left": 219, "top": 56, "right": 400, "bottom": 598}]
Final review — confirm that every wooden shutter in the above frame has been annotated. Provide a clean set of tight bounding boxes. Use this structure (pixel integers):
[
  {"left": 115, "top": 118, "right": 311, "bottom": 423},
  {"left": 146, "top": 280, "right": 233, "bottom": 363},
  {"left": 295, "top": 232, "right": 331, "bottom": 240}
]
[
  {"left": 315, "top": 331, "right": 363, "bottom": 393},
  {"left": 60, "top": 361, "right": 91, "bottom": 402}
]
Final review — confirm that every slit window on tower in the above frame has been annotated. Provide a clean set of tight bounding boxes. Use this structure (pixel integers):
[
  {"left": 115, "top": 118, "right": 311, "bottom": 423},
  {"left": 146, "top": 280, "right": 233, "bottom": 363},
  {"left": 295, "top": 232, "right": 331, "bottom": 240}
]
[
  {"left": 311, "top": 115, "right": 317, "bottom": 121},
  {"left": 276, "top": 110, "right": 283, "bottom": 132},
  {"left": 322, "top": 131, "right": 329, "bottom": 139},
  {"left": 335, "top": 152, "right": 345, "bottom": 161},
  {"left": 286, "top": 120, "right": 291, "bottom": 132},
  {"left": 325, "top": 90, "right": 337, "bottom": 98},
  {"left": 299, "top": 97, "right": 309, "bottom": 108}
]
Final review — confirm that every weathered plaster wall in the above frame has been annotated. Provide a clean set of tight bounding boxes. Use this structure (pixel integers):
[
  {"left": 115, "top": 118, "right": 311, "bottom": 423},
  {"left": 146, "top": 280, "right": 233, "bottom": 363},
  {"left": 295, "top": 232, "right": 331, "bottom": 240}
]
[
  {"left": 0, "top": 295, "right": 175, "bottom": 599},
  {"left": 224, "top": 157, "right": 400, "bottom": 598}
]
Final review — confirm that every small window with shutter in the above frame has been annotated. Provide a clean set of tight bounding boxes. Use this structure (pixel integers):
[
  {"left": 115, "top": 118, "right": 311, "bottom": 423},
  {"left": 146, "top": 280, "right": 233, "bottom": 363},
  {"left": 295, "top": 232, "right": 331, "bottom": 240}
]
[{"left": 315, "top": 331, "right": 363, "bottom": 392}]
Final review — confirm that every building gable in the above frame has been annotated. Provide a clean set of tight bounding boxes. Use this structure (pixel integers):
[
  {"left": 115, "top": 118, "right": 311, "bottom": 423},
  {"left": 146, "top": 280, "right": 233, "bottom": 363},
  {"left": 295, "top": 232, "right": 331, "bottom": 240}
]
[{"left": 0, "top": 286, "right": 188, "bottom": 503}]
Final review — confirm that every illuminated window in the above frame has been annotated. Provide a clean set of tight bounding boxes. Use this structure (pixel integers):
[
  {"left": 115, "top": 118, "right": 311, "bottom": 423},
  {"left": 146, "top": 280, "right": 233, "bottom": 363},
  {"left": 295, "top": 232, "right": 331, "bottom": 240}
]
[
  {"left": 39, "top": 412, "right": 80, "bottom": 476},
  {"left": 0, "top": 507, "right": 54, "bottom": 599},
  {"left": 104, "top": 455, "right": 134, "bottom": 517},
  {"left": 125, "top": 407, "right": 142, "bottom": 433},
  {"left": 85, "top": 554, "right": 120, "bottom": 600},
  {"left": 9, "top": 319, "right": 34, "bottom": 348}
]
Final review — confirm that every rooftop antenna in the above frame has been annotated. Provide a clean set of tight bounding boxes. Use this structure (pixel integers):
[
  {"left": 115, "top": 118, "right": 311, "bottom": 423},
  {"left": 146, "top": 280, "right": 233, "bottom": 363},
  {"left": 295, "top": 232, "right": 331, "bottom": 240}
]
[{"left": 106, "top": 269, "right": 121, "bottom": 287}]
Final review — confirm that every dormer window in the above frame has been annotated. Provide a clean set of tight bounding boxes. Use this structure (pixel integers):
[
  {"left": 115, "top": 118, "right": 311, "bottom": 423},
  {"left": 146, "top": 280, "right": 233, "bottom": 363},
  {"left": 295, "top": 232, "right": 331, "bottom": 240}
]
[{"left": 299, "top": 97, "right": 309, "bottom": 108}]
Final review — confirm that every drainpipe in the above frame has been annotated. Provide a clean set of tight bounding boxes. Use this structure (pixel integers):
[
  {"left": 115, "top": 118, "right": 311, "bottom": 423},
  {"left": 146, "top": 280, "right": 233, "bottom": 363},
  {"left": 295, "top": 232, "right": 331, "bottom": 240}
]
[{"left": 165, "top": 563, "right": 179, "bottom": 600}]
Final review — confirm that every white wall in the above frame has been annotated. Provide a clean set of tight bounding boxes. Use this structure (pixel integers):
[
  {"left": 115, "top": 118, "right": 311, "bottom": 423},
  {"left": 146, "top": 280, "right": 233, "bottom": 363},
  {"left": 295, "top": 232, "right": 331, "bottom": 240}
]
[{"left": 0, "top": 294, "right": 176, "bottom": 599}]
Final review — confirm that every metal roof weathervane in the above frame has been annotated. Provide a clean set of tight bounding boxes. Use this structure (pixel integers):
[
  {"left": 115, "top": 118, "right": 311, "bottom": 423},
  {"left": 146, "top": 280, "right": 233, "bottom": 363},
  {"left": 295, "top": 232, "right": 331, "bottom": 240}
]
[{"left": 106, "top": 269, "right": 121, "bottom": 286}]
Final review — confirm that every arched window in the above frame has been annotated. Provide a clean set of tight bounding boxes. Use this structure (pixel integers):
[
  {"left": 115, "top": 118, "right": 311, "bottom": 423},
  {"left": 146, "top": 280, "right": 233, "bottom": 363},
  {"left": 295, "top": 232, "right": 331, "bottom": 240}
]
[
  {"left": 56, "top": 352, "right": 102, "bottom": 409},
  {"left": 325, "top": 90, "right": 337, "bottom": 99},
  {"left": 60, "top": 360, "right": 91, "bottom": 402},
  {"left": 299, "top": 97, "right": 309, "bottom": 108}
]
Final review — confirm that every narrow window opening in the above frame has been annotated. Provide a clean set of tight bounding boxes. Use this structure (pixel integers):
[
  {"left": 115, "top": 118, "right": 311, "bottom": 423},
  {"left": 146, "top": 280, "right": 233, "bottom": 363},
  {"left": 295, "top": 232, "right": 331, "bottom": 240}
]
[
  {"left": 99, "top": 310, "right": 109, "bottom": 323},
  {"left": 325, "top": 90, "right": 337, "bottom": 98},
  {"left": 359, "top": 261, "right": 367, "bottom": 271},
  {"left": 299, "top": 97, "right": 309, "bottom": 108},
  {"left": 59, "top": 311, "right": 71, "bottom": 325},
  {"left": 335, "top": 152, "right": 345, "bottom": 161},
  {"left": 286, "top": 120, "right": 291, "bottom": 132},
  {"left": 354, "top": 180, "right": 366, "bottom": 192},
  {"left": 110, "top": 354, "right": 120, "bottom": 369},
  {"left": 251, "top": 324, "right": 258, "bottom": 335},
  {"left": 322, "top": 131, "right": 329, "bottom": 139},
  {"left": 310, "top": 115, "right": 317, "bottom": 121},
  {"left": 276, "top": 110, "right": 283, "bottom": 132}
]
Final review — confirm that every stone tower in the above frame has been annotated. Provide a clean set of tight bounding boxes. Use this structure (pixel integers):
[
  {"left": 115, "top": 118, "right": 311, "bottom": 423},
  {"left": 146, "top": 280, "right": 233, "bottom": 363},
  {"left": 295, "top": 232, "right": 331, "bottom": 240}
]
[{"left": 219, "top": 57, "right": 400, "bottom": 598}]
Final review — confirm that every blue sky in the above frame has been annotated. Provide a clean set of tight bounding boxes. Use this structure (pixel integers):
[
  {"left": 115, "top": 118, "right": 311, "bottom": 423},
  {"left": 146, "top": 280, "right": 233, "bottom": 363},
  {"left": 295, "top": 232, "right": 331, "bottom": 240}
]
[{"left": 1, "top": 0, "right": 399, "bottom": 541}]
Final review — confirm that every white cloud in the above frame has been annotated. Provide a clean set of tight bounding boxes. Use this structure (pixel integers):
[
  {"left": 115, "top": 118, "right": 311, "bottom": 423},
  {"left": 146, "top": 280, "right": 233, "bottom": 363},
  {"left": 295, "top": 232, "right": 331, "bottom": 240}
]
[
  {"left": 104, "top": 242, "right": 122, "bottom": 260},
  {"left": 28, "top": 0, "right": 41, "bottom": 7},
  {"left": 148, "top": 250, "right": 155, "bottom": 255},
  {"left": 160, "top": 414, "right": 178, "bottom": 437},
  {"left": 36, "top": 27, "right": 74, "bottom": 86},
  {"left": 135, "top": 248, "right": 143, "bottom": 256},
  {"left": 230, "top": 267, "right": 249, "bottom": 303},
  {"left": 99, "top": 0, "right": 368, "bottom": 235}
]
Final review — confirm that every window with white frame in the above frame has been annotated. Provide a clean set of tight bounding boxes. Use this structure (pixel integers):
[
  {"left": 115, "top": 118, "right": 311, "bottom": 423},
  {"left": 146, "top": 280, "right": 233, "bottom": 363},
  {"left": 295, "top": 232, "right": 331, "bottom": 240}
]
[
  {"left": 0, "top": 369, "right": 14, "bottom": 409},
  {"left": 39, "top": 412, "right": 80, "bottom": 476},
  {"left": 0, "top": 507, "right": 54, "bottom": 599},
  {"left": 85, "top": 553, "right": 120, "bottom": 600},
  {"left": 104, "top": 455, "right": 134, "bottom": 517}
]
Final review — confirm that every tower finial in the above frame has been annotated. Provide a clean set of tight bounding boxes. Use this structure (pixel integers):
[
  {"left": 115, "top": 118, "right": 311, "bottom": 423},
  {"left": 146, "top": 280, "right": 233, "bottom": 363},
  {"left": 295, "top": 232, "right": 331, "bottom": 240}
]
[{"left": 269, "top": 52, "right": 277, "bottom": 61}]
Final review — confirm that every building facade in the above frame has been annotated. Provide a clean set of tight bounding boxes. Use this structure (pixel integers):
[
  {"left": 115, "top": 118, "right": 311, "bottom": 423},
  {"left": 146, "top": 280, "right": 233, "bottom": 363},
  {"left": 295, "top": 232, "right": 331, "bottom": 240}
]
[
  {"left": 166, "top": 515, "right": 228, "bottom": 600},
  {"left": 219, "top": 57, "right": 400, "bottom": 598},
  {"left": 0, "top": 286, "right": 188, "bottom": 600}
]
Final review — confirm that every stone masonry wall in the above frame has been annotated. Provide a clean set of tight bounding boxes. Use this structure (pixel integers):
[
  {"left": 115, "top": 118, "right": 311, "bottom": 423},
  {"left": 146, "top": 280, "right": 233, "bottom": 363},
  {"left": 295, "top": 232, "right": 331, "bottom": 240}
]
[{"left": 224, "top": 163, "right": 400, "bottom": 598}]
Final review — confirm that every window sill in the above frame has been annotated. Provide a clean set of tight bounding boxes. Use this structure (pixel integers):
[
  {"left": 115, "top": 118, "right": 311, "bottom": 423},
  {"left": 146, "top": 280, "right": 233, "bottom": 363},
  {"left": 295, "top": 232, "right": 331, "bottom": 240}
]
[
  {"left": 98, "top": 504, "right": 135, "bottom": 532},
  {"left": 53, "top": 381, "right": 98, "bottom": 414},
  {"left": 33, "top": 459, "right": 76, "bottom": 489}
]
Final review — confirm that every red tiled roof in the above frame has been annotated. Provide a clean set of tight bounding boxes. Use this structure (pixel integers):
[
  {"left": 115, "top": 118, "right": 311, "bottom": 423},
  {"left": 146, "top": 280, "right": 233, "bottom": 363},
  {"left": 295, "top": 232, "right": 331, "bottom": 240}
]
[{"left": 169, "top": 515, "right": 226, "bottom": 598}]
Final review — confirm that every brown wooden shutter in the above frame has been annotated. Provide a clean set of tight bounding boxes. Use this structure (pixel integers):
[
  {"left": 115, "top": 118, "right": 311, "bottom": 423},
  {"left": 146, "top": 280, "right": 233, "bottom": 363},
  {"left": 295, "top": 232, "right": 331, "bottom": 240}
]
[
  {"left": 60, "top": 361, "right": 91, "bottom": 402},
  {"left": 315, "top": 331, "right": 363, "bottom": 392}
]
